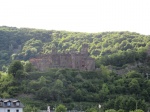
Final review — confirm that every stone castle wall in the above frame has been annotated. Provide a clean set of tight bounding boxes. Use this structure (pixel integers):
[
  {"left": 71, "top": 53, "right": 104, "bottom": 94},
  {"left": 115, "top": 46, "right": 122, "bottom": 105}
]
[{"left": 29, "top": 45, "right": 95, "bottom": 71}]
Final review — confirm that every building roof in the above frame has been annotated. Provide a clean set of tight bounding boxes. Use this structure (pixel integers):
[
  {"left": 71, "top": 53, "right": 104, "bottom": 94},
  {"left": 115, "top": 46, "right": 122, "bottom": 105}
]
[{"left": 0, "top": 99, "right": 24, "bottom": 108}]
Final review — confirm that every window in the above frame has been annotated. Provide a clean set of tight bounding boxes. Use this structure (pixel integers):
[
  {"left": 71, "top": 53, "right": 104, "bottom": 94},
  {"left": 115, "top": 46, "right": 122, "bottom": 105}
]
[
  {"left": 7, "top": 109, "right": 10, "bottom": 112},
  {"left": 0, "top": 102, "right": 3, "bottom": 106},
  {"left": 7, "top": 102, "right": 11, "bottom": 106},
  {"left": 16, "top": 109, "right": 19, "bottom": 112},
  {"left": 16, "top": 102, "right": 20, "bottom": 106}
]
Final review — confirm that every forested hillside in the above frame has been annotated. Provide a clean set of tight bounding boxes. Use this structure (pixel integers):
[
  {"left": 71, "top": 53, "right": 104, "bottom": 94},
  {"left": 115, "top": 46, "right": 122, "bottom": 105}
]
[
  {"left": 0, "top": 26, "right": 150, "bottom": 112},
  {"left": 0, "top": 26, "right": 150, "bottom": 69}
]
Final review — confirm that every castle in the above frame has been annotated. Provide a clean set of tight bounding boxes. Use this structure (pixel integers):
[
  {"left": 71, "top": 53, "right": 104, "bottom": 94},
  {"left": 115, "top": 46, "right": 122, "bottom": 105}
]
[{"left": 29, "top": 44, "right": 95, "bottom": 71}]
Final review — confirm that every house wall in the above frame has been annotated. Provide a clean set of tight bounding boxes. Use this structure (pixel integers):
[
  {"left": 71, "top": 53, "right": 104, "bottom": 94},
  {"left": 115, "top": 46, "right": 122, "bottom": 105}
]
[{"left": 0, "top": 108, "right": 23, "bottom": 112}]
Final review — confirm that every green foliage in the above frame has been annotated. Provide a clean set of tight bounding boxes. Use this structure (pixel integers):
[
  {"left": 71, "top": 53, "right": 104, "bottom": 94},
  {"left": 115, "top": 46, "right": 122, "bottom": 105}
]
[
  {"left": 128, "top": 79, "right": 140, "bottom": 94},
  {"left": 8, "top": 60, "right": 23, "bottom": 78},
  {"left": 0, "top": 68, "right": 150, "bottom": 111},
  {"left": 24, "top": 105, "right": 38, "bottom": 112},
  {"left": 0, "top": 72, "right": 23, "bottom": 96},
  {"left": 1, "top": 26, "right": 150, "bottom": 112},
  {"left": 55, "top": 104, "right": 67, "bottom": 112},
  {"left": 0, "top": 26, "right": 150, "bottom": 69},
  {"left": 127, "top": 71, "right": 143, "bottom": 78},
  {"left": 86, "top": 107, "right": 98, "bottom": 112},
  {"left": 1, "top": 92, "right": 10, "bottom": 98},
  {"left": 129, "top": 109, "right": 144, "bottom": 112},
  {"left": 54, "top": 79, "right": 64, "bottom": 89},
  {"left": 117, "top": 109, "right": 125, "bottom": 112},
  {"left": 24, "top": 61, "right": 34, "bottom": 72},
  {"left": 36, "top": 87, "right": 50, "bottom": 101},
  {"left": 105, "top": 109, "right": 117, "bottom": 112},
  {"left": 19, "top": 69, "right": 148, "bottom": 111}
]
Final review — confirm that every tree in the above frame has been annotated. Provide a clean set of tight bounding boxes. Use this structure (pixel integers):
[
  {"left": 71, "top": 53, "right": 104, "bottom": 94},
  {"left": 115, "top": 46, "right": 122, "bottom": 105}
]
[
  {"left": 74, "top": 89, "right": 83, "bottom": 101},
  {"left": 86, "top": 107, "right": 98, "bottom": 112},
  {"left": 127, "top": 71, "right": 143, "bottom": 79},
  {"left": 117, "top": 109, "right": 125, "bottom": 112},
  {"left": 38, "top": 76, "right": 47, "bottom": 86},
  {"left": 8, "top": 60, "right": 23, "bottom": 78},
  {"left": 36, "top": 87, "right": 50, "bottom": 101},
  {"left": 129, "top": 109, "right": 144, "bottom": 112},
  {"left": 100, "top": 83, "right": 109, "bottom": 95},
  {"left": 1, "top": 92, "right": 10, "bottom": 98},
  {"left": 53, "top": 79, "right": 64, "bottom": 91},
  {"left": 24, "top": 61, "right": 33, "bottom": 72},
  {"left": 24, "top": 105, "right": 38, "bottom": 112},
  {"left": 113, "top": 96, "right": 138, "bottom": 111},
  {"left": 99, "top": 83, "right": 109, "bottom": 102},
  {"left": 55, "top": 104, "right": 67, "bottom": 112},
  {"left": 128, "top": 79, "right": 140, "bottom": 94},
  {"left": 105, "top": 109, "right": 117, "bottom": 112}
]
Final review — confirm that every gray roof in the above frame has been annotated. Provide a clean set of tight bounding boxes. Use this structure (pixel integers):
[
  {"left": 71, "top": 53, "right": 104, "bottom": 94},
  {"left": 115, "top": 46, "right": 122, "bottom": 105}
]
[{"left": 0, "top": 99, "right": 24, "bottom": 108}]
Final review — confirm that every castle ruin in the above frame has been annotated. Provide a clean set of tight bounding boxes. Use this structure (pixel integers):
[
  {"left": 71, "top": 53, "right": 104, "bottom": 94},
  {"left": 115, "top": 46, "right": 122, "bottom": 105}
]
[{"left": 29, "top": 44, "right": 95, "bottom": 71}]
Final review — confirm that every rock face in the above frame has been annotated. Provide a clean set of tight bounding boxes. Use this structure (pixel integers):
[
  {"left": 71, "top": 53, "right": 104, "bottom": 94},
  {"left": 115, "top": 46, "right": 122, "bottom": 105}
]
[{"left": 30, "top": 44, "right": 95, "bottom": 71}]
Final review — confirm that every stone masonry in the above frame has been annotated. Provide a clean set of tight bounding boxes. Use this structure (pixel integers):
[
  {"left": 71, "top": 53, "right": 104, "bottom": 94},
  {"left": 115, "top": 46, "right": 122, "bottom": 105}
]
[{"left": 29, "top": 44, "right": 95, "bottom": 71}]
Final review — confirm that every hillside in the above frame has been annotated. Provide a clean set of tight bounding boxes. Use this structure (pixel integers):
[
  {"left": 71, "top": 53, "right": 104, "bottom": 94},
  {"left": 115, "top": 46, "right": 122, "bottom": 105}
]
[
  {"left": 0, "top": 26, "right": 150, "bottom": 112},
  {"left": 0, "top": 26, "right": 150, "bottom": 69}
]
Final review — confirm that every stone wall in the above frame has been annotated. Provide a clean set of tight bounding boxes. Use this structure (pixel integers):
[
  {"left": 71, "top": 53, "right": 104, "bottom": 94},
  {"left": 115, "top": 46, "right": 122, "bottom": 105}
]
[{"left": 30, "top": 45, "right": 95, "bottom": 71}]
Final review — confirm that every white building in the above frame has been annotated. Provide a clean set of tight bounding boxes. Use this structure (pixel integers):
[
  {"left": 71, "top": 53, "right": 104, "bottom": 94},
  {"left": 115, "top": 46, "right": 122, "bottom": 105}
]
[{"left": 0, "top": 99, "right": 24, "bottom": 112}]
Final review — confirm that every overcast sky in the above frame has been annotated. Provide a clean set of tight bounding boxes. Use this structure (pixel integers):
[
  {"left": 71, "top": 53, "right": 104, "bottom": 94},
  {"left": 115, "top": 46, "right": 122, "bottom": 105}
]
[{"left": 0, "top": 0, "right": 150, "bottom": 35}]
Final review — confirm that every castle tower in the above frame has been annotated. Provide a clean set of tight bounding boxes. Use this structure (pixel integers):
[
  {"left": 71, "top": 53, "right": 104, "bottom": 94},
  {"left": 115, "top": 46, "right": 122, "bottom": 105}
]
[
  {"left": 80, "top": 44, "right": 88, "bottom": 56},
  {"left": 71, "top": 52, "right": 76, "bottom": 69}
]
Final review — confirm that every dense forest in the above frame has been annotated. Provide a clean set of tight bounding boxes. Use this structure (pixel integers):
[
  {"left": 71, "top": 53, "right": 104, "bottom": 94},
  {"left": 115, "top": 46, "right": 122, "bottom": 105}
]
[{"left": 0, "top": 26, "right": 150, "bottom": 112}]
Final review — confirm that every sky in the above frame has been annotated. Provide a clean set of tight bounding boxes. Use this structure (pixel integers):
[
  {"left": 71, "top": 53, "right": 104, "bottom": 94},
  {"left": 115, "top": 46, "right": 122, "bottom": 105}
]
[{"left": 0, "top": 0, "right": 150, "bottom": 35}]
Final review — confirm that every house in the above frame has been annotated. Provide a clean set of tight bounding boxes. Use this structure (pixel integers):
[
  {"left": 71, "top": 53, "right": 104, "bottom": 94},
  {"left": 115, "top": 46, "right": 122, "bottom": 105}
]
[{"left": 0, "top": 99, "right": 24, "bottom": 112}]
